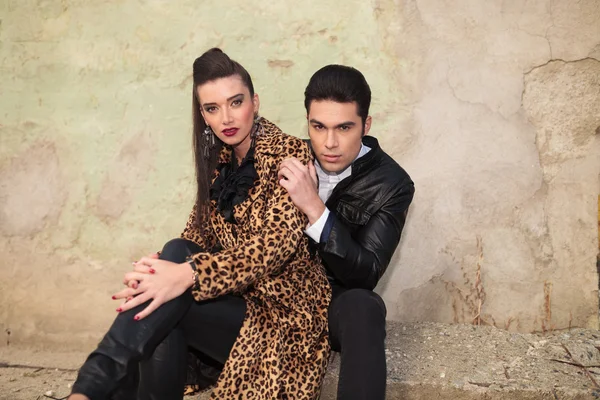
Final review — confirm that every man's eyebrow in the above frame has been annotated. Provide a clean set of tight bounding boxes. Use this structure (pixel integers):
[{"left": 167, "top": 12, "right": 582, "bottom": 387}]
[
  {"left": 309, "top": 119, "right": 356, "bottom": 128},
  {"left": 335, "top": 121, "right": 356, "bottom": 128},
  {"left": 202, "top": 93, "right": 244, "bottom": 107}
]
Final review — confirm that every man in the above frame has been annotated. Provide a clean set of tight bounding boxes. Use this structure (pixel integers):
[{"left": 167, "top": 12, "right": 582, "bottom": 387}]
[{"left": 279, "top": 65, "right": 415, "bottom": 400}]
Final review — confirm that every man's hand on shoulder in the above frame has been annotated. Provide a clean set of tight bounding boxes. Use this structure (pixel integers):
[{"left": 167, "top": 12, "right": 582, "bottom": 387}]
[{"left": 278, "top": 157, "right": 325, "bottom": 224}]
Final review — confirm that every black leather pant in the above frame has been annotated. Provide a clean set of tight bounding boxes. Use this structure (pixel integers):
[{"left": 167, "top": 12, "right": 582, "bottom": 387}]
[
  {"left": 118, "top": 285, "right": 388, "bottom": 400},
  {"left": 329, "top": 285, "right": 387, "bottom": 400},
  {"left": 71, "top": 239, "right": 246, "bottom": 400}
]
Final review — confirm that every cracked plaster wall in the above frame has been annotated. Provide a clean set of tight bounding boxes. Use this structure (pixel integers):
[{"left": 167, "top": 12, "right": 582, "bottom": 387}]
[{"left": 0, "top": 0, "right": 598, "bottom": 349}]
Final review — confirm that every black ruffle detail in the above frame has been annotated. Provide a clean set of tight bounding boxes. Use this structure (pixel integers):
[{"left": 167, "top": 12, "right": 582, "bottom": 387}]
[{"left": 209, "top": 145, "right": 258, "bottom": 224}]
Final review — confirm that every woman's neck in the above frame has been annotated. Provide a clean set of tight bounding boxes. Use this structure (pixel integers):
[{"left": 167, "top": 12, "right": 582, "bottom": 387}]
[{"left": 232, "top": 136, "right": 252, "bottom": 164}]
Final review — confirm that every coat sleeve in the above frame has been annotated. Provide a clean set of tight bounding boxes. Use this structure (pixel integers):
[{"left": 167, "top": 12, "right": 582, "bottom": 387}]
[
  {"left": 318, "top": 177, "right": 414, "bottom": 290},
  {"left": 180, "top": 204, "right": 218, "bottom": 252},
  {"left": 188, "top": 142, "right": 311, "bottom": 301}
]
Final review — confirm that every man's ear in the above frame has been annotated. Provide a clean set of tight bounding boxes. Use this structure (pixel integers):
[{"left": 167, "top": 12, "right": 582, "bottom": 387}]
[{"left": 363, "top": 116, "right": 372, "bottom": 136}]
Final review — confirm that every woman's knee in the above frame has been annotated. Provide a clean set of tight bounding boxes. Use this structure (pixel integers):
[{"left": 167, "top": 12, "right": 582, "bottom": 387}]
[{"left": 159, "top": 238, "right": 202, "bottom": 263}]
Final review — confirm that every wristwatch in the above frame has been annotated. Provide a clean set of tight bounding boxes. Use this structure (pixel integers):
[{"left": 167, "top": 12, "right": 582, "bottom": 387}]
[{"left": 185, "top": 256, "right": 200, "bottom": 290}]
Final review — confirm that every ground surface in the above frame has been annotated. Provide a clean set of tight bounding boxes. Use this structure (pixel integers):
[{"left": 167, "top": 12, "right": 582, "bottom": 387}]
[{"left": 1, "top": 322, "right": 599, "bottom": 399}]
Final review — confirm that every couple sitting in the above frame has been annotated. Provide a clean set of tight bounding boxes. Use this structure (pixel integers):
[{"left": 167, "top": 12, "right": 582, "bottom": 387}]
[{"left": 69, "top": 48, "right": 414, "bottom": 400}]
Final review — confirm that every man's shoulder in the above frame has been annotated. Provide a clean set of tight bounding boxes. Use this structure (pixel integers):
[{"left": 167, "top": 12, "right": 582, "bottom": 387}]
[
  {"left": 334, "top": 151, "right": 413, "bottom": 212},
  {"left": 365, "top": 146, "right": 413, "bottom": 190}
]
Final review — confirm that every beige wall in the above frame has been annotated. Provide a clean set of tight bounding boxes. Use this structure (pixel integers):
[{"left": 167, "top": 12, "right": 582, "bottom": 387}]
[{"left": 1, "top": 0, "right": 599, "bottom": 350}]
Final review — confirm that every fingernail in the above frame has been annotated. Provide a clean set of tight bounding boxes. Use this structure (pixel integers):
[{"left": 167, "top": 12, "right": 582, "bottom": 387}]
[
  {"left": 134, "top": 315, "right": 140, "bottom": 321},
  {"left": 149, "top": 268, "right": 155, "bottom": 274},
  {"left": 116, "top": 307, "right": 122, "bottom": 312},
  {"left": 133, "top": 283, "right": 138, "bottom": 289},
  {"left": 126, "top": 297, "right": 133, "bottom": 302},
  {"left": 111, "top": 295, "right": 116, "bottom": 300}
]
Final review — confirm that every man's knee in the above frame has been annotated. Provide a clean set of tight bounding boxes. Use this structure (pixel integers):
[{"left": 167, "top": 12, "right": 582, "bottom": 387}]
[
  {"left": 160, "top": 238, "right": 199, "bottom": 263},
  {"left": 329, "top": 289, "right": 386, "bottom": 352},
  {"left": 331, "top": 289, "right": 387, "bottom": 325}
]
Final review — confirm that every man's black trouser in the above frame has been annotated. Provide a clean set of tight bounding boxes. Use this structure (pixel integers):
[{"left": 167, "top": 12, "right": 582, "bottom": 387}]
[
  {"left": 72, "top": 239, "right": 387, "bottom": 400},
  {"left": 328, "top": 285, "right": 387, "bottom": 400}
]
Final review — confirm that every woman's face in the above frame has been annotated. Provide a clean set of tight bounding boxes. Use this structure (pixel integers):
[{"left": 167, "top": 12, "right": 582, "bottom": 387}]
[{"left": 197, "top": 75, "right": 259, "bottom": 156}]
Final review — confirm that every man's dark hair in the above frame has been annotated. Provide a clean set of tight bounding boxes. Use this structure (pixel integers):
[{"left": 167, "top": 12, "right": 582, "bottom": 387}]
[{"left": 304, "top": 64, "right": 371, "bottom": 124}]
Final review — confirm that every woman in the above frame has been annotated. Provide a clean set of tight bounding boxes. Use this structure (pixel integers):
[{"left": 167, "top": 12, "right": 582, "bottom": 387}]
[{"left": 69, "top": 48, "right": 331, "bottom": 400}]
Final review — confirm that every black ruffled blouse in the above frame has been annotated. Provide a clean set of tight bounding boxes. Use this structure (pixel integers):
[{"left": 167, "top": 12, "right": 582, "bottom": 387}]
[{"left": 209, "top": 143, "right": 258, "bottom": 224}]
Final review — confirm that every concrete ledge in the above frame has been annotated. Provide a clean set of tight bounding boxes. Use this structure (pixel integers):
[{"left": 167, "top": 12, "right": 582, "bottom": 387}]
[
  {"left": 319, "top": 322, "right": 599, "bottom": 400},
  {"left": 1, "top": 322, "right": 598, "bottom": 399}
]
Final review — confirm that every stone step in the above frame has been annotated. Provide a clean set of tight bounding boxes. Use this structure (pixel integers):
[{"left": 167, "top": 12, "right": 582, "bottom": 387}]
[
  {"left": 0, "top": 322, "right": 597, "bottom": 399},
  {"left": 318, "top": 322, "right": 598, "bottom": 400}
]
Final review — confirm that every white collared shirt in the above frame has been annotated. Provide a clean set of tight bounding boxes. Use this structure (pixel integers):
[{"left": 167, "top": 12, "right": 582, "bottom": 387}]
[{"left": 305, "top": 144, "right": 371, "bottom": 242}]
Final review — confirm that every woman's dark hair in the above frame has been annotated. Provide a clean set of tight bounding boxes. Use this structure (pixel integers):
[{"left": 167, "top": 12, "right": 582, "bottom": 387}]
[
  {"left": 191, "top": 48, "right": 255, "bottom": 229},
  {"left": 303, "top": 64, "right": 371, "bottom": 125}
]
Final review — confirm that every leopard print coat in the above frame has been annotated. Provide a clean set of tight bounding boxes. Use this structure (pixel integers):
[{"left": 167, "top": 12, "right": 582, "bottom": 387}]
[{"left": 180, "top": 118, "right": 331, "bottom": 399}]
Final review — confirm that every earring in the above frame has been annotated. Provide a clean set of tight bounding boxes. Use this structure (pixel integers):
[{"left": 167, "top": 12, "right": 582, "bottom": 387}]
[
  {"left": 203, "top": 124, "right": 215, "bottom": 159},
  {"left": 251, "top": 114, "right": 263, "bottom": 138}
]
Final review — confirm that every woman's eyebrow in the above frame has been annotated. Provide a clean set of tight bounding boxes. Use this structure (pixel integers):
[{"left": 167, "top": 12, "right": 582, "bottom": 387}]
[{"left": 202, "top": 93, "right": 244, "bottom": 107}]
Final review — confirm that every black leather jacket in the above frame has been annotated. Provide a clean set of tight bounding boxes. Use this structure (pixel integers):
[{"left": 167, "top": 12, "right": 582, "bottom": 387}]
[{"left": 311, "top": 136, "right": 414, "bottom": 290}]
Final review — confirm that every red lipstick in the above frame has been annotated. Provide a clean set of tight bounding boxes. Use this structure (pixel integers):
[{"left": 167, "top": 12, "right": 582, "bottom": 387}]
[{"left": 222, "top": 128, "right": 239, "bottom": 137}]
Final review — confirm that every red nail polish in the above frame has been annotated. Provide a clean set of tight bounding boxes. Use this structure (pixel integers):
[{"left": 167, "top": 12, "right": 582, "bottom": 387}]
[
  {"left": 134, "top": 315, "right": 140, "bottom": 321},
  {"left": 111, "top": 295, "right": 116, "bottom": 300},
  {"left": 149, "top": 268, "right": 155, "bottom": 274},
  {"left": 133, "top": 283, "right": 138, "bottom": 289},
  {"left": 116, "top": 308, "right": 122, "bottom": 312}
]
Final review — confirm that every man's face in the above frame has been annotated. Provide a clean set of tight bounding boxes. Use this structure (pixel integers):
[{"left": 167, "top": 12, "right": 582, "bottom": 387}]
[{"left": 307, "top": 100, "right": 371, "bottom": 173}]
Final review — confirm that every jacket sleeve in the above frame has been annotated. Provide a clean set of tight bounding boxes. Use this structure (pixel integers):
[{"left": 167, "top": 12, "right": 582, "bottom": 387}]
[
  {"left": 318, "top": 178, "right": 414, "bottom": 290},
  {"left": 188, "top": 145, "right": 311, "bottom": 301},
  {"left": 180, "top": 204, "right": 218, "bottom": 252}
]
